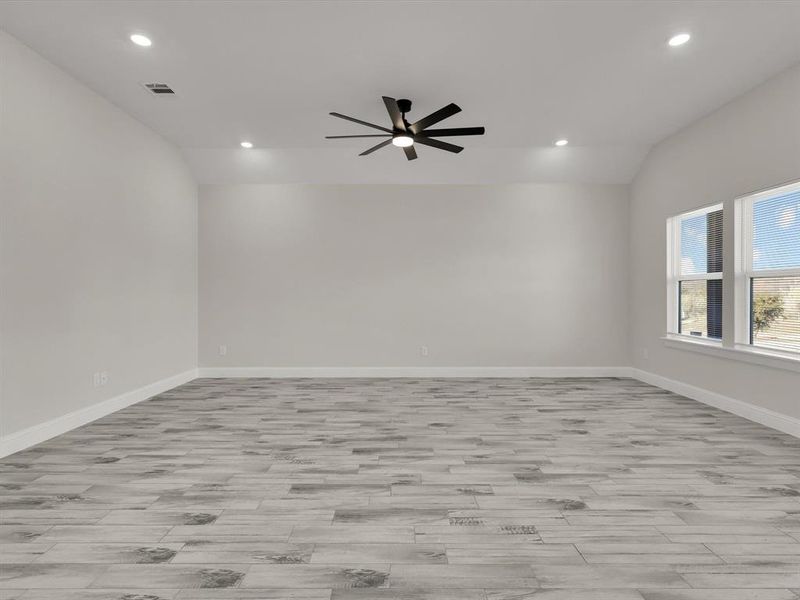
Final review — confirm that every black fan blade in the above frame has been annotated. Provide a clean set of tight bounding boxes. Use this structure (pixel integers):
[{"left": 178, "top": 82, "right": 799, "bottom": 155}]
[
  {"left": 413, "top": 136, "right": 463, "bottom": 153},
  {"left": 330, "top": 112, "right": 392, "bottom": 133},
  {"left": 409, "top": 103, "right": 461, "bottom": 134},
  {"left": 382, "top": 96, "right": 406, "bottom": 131},
  {"left": 326, "top": 134, "right": 391, "bottom": 139},
  {"left": 419, "top": 127, "right": 485, "bottom": 137},
  {"left": 403, "top": 145, "right": 417, "bottom": 161},
  {"left": 359, "top": 139, "right": 392, "bottom": 156}
]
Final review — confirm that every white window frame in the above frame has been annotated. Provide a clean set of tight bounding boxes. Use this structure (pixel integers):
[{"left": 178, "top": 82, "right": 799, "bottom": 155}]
[
  {"left": 666, "top": 203, "right": 723, "bottom": 341},
  {"left": 735, "top": 179, "right": 800, "bottom": 356}
]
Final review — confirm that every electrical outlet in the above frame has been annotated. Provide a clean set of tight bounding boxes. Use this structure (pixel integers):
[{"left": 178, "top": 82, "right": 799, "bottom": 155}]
[
  {"left": 93, "top": 372, "right": 101, "bottom": 387},
  {"left": 100, "top": 371, "right": 109, "bottom": 386},
  {"left": 219, "top": 344, "right": 227, "bottom": 356},
  {"left": 420, "top": 345, "right": 429, "bottom": 357}
]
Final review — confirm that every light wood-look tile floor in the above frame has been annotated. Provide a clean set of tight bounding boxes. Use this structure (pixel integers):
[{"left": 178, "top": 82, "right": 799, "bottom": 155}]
[{"left": 1, "top": 377, "right": 799, "bottom": 599}]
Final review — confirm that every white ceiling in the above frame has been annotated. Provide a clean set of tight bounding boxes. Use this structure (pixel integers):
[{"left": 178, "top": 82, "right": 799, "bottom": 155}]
[{"left": 2, "top": 0, "right": 799, "bottom": 184}]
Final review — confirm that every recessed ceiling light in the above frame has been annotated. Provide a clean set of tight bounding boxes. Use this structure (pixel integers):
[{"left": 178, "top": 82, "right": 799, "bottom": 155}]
[
  {"left": 554, "top": 139, "right": 568, "bottom": 147},
  {"left": 668, "top": 33, "right": 691, "bottom": 47},
  {"left": 130, "top": 34, "right": 152, "bottom": 47},
  {"left": 240, "top": 141, "right": 253, "bottom": 149}
]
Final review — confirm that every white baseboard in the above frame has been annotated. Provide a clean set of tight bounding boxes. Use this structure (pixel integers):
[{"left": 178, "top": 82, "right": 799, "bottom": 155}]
[
  {"left": 0, "top": 368, "right": 199, "bottom": 459},
  {"left": 197, "top": 366, "right": 632, "bottom": 378},
  {"left": 629, "top": 368, "right": 800, "bottom": 438}
]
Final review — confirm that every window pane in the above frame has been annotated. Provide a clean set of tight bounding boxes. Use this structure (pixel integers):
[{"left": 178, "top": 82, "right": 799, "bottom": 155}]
[
  {"left": 679, "top": 279, "right": 722, "bottom": 339},
  {"left": 680, "top": 209, "right": 723, "bottom": 275},
  {"left": 751, "top": 276, "right": 800, "bottom": 351},
  {"left": 753, "top": 190, "right": 800, "bottom": 270}
]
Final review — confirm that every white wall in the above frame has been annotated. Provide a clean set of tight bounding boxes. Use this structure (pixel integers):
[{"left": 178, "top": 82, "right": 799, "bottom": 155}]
[
  {"left": 199, "top": 183, "right": 629, "bottom": 370},
  {"left": 0, "top": 32, "right": 198, "bottom": 438},
  {"left": 630, "top": 64, "right": 800, "bottom": 421}
]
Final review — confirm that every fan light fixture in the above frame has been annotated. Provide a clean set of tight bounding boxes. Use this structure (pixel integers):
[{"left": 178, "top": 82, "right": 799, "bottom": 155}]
[
  {"left": 392, "top": 135, "right": 414, "bottom": 148},
  {"left": 668, "top": 33, "right": 691, "bottom": 47},
  {"left": 130, "top": 34, "right": 152, "bottom": 47}
]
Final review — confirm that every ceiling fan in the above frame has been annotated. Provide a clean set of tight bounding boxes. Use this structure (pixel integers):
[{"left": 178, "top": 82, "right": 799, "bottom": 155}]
[{"left": 326, "top": 97, "right": 485, "bottom": 161}]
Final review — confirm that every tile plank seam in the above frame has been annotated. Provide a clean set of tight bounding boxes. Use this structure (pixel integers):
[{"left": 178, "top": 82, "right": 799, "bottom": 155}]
[{"left": 1, "top": 377, "right": 799, "bottom": 598}]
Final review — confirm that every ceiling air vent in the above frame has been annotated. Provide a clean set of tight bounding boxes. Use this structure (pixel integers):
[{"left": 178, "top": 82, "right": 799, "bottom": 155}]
[{"left": 142, "top": 82, "right": 175, "bottom": 95}]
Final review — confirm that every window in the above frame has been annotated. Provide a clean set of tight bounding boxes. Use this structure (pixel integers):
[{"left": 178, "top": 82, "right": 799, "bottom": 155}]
[
  {"left": 736, "top": 181, "right": 800, "bottom": 353},
  {"left": 667, "top": 204, "right": 723, "bottom": 341}
]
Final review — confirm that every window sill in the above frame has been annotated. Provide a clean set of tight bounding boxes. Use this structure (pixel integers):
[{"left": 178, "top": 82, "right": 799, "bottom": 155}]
[{"left": 661, "top": 335, "right": 800, "bottom": 373}]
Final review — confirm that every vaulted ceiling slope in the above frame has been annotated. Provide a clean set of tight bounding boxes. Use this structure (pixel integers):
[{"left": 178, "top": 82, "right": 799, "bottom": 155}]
[{"left": 1, "top": 0, "right": 799, "bottom": 184}]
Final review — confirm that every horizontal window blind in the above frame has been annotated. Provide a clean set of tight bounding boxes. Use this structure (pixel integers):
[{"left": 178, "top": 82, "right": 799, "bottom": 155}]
[
  {"left": 674, "top": 207, "right": 723, "bottom": 340},
  {"left": 679, "top": 280, "right": 722, "bottom": 338},
  {"left": 753, "top": 189, "right": 800, "bottom": 270},
  {"left": 751, "top": 276, "right": 800, "bottom": 351},
  {"left": 680, "top": 209, "right": 723, "bottom": 275},
  {"left": 749, "top": 189, "right": 800, "bottom": 352}
]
